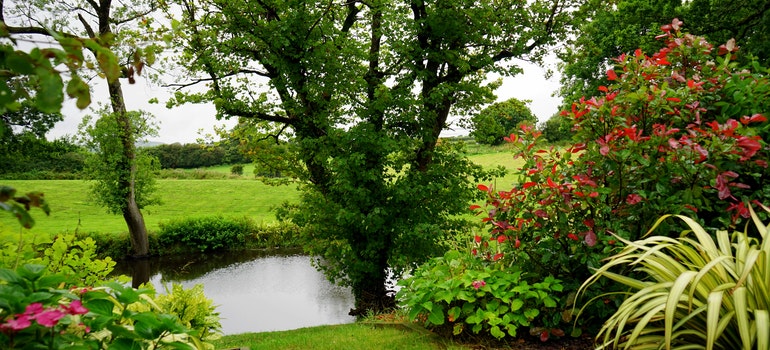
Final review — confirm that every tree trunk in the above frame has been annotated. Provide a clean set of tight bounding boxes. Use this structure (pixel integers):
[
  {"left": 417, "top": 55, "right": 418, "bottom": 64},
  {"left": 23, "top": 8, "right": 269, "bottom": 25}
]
[{"left": 107, "top": 73, "right": 149, "bottom": 257}]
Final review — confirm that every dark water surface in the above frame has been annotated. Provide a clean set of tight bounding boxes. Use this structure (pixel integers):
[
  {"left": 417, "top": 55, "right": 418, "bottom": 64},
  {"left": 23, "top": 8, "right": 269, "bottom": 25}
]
[{"left": 113, "top": 249, "right": 355, "bottom": 335}]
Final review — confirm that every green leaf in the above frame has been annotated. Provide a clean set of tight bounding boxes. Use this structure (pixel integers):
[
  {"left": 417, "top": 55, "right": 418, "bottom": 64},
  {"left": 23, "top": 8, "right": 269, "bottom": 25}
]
[
  {"left": 83, "top": 298, "right": 116, "bottom": 316},
  {"left": 34, "top": 68, "right": 64, "bottom": 114},
  {"left": 510, "top": 299, "right": 524, "bottom": 311},
  {"left": 6, "top": 51, "right": 35, "bottom": 74},
  {"left": 66, "top": 75, "right": 91, "bottom": 109},
  {"left": 428, "top": 306, "right": 445, "bottom": 325}
]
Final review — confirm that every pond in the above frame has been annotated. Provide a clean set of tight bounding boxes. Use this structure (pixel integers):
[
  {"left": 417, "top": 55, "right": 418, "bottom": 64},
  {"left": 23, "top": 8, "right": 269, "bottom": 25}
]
[{"left": 112, "top": 249, "right": 356, "bottom": 335}]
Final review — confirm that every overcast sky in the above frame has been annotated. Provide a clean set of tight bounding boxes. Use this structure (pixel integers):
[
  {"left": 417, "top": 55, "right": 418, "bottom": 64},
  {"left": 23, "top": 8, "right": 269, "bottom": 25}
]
[{"left": 47, "top": 59, "right": 563, "bottom": 144}]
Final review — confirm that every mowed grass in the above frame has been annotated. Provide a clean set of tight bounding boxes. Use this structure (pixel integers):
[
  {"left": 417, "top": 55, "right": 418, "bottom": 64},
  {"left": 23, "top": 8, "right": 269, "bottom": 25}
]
[
  {"left": 211, "top": 323, "right": 465, "bottom": 350},
  {"left": 0, "top": 150, "right": 524, "bottom": 237},
  {"left": 0, "top": 179, "right": 300, "bottom": 236}
]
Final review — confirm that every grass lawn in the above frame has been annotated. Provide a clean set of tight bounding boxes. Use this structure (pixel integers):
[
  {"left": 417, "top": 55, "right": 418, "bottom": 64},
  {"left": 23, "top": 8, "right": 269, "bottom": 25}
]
[
  {"left": 211, "top": 323, "right": 466, "bottom": 350},
  {"left": 0, "top": 149, "right": 524, "bottom": 237},
  {"left": 0, "top": 179, "right": 300, "bottom": 237}
]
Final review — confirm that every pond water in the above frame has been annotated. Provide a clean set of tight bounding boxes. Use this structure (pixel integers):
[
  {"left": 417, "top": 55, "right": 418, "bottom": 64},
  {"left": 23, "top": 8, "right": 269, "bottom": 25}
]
[{"left": 112, "top": 249, "right": 356, "bottom": 335}]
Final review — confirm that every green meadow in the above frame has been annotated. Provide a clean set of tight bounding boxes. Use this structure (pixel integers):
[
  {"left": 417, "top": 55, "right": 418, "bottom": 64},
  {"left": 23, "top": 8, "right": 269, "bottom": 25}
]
[{"left": 0, "top": 149, "right": 523, "bottom": 237}]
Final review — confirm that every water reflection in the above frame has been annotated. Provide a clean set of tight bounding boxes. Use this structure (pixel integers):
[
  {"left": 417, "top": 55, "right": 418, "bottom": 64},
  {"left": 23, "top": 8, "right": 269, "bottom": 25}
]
[{"left": 112, "top": 250, "right": 356, "bottom": 335}]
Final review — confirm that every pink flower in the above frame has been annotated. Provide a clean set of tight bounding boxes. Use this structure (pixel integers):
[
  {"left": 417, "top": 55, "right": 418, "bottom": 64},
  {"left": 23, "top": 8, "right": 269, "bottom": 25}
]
[
  {"left": 2, "top": 315, "right": 32, "bottom": 331},
  {"left": 64, "top": 300, "right": 88, "bottom": 315},
  {"left": 24, "top": 303, "right": 44, "bottom": 316},
  {"left": 626, "top": 194, "right": 643, "bottom": 205},
  {"left": 35, "top": 309, "right": 65, "bottom": 328},
  {"left": 472, "top": 280, "right": 486, "bottom": 290}
]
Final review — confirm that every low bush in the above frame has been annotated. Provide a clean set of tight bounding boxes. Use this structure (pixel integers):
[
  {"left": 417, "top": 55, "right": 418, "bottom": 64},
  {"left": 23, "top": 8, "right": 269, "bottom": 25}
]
[
  {"left": 577, "top": 204, "right": 770, "bottom": 349},
  {"left": 398, "top": 243, "right": 564, "bottom": 341},
  {"left": 157, "top": 216, "right": 251, "bottom": 253},
  {"left": 156, "top": 169, "right": 232, "bottom": 180}
]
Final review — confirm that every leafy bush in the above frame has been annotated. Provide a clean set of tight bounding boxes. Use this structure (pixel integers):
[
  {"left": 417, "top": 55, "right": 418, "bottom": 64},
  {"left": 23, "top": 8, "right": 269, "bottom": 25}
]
[
  {"left": 398, "top": 246, "right": 563, "bottom": 341},
  {"left": 40, "top": 234, "right": 117, "bottom": 286},
  {"left": 0, "top": 264, "right": 208, "bottom": 350},
  {"left": 155, "top": 283, "right": 221, "bottom": 343},
  {"left": 157, "top": 216, "right": 252, "bottom": 253},
  {"left": 230, "top": 164, "right": 244, "bottom": 176},
  {"left": 472, "top": 19, "right": 770, "bottom": 331},
  {"left": 577, "top": 204, "right": 770, "bottom": 350}
]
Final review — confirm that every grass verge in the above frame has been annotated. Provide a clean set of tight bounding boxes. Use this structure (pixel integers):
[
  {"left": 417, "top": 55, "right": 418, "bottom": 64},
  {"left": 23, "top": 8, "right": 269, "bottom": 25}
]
[{"left": 211, "top": 323, "right": 467, "bottom": 350}]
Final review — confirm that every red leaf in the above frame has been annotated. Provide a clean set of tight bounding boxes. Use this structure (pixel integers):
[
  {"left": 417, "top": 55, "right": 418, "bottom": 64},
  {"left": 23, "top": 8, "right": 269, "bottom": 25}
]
[
  {"left": 598, "top": 85, "right": 608, "bottom": 92},
  {"left": 540, "top": 330, "right": 549, "bottom": 342},
  {"left": 477, "top": 184, "right": 489, "bottom": 192},
  {"left": 469, "top": 204, "right": 481, "bottom": 211},
  {"left": 492, "top": 253, "right": 504, "bottom": 261},
  {"left": 606, "top": 69, "right": 618, "bottom": 81}
]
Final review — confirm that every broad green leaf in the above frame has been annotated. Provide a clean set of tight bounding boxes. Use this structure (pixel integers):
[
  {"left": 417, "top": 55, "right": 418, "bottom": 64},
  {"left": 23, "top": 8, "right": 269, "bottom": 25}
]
[
  {"left": 427, "top": 306, "right": 444, "bottom": 325},
  {"left": 67, "top": 75, "right": 92, "bottom": 109},
  {"left": 6, "top": 51, "right": 35, "bottom": 74},
  {"left": 34, "top": 68, "right": 64, "bottom": 114}
]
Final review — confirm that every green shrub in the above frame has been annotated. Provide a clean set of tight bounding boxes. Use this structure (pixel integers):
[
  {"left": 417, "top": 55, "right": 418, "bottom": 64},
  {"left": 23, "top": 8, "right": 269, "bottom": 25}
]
[
  {"left": 230, "top": 164, "right": 244, "bottom": 176},
  {"left": 155, "top": 283, "right": 222, "bottom": 342},
  {"left": 157, "top": 216, "right": 252, "bottom": 253},
  {"left": 577, "top": 204, "right": 770, "bottom": 350},
  {"left": 398, "top": 247, "right": 563, "bottom": 341}
]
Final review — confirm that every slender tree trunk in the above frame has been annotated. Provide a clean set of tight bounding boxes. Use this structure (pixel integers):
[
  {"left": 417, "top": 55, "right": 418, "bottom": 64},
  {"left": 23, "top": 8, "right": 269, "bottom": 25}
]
[
  {"left": 106, "top": 78, "right": 150, "bottom": 257},
  {"left": 96, "top": 0, "right": 149, "bottom": 258}
]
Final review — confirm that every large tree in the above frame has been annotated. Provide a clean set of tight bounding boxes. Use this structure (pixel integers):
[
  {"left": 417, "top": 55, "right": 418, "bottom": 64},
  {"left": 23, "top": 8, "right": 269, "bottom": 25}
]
[
  {"left": 2, "top": 0, "right": 161, "bottom": 257},
  {"left": 559, "top": 0, "right": 770, "bottom": 104},
  {"left": 171, "top": 0, "right": 577, "bottom": 313}
]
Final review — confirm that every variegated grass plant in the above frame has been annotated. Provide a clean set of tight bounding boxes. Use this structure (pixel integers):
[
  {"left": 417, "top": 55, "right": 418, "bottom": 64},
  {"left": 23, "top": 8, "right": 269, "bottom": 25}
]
[{"left": 577, "top": 204, "right": 770, "bottom": 350}]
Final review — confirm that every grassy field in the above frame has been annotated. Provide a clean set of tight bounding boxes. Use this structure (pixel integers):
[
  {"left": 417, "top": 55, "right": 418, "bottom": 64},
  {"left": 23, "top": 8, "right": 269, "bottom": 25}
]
[
  {"left": 0, "top": 179, "right": 300, "bottom": 236},
  {"left": 0, "top": 149, "right": 523, "bottom": 237}
]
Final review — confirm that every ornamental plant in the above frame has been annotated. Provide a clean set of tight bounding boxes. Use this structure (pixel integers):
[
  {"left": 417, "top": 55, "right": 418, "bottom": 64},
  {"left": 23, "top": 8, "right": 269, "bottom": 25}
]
[
  {"left": 397, "top": 245, "right": 563, "bottom": 341},
  {"left": 0, "top": 264, "right": 210, "bottom": 350},
  {"left": 577, "top": 204, "right": 770, "bottom": 350},
  {"left": 473, "top": 18, "right": 769, "bottom": 331}
]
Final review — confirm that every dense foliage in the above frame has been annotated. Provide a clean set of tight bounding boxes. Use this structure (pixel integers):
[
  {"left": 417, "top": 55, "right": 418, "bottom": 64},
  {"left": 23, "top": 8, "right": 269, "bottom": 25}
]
[
  {"left": 80, "top": 110, "right": 161, "bottom": 216},
  {"left": 445, "top": 20, "right": 768, "bottom": 336},
  {"left": 1, "top": 187, "right": 220, "bottom": 349},
  {"left": 144, "top": 142, "right": 247, "bottom": 170},
  {"left": 579, "top": 207, "right": 770, "bottom": 349},
  {"left": 559, "top": 0, "right": 770, "bottom": 104},
  {"left": 170, "top": 0, "right": 578, "bottom": 314},
  {"left": 469, "top": 98, "right": 538, "bottom": 146}
]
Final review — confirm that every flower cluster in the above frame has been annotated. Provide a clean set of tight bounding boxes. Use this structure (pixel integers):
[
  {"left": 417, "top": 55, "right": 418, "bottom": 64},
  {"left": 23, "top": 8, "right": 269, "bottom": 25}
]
[{"left": 1, "top": 300, "right": 89, "bottom": 333}]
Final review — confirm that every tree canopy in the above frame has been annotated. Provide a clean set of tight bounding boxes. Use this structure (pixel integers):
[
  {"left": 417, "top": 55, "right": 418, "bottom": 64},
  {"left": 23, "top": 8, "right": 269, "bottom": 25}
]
[
  {"left": 470, "top": 98, "right": 537, "bottom": 145},
  {"left": 558, "top": 0, "right": 770, "bottom": 104},
  {"left": 170, "top": 0, "right": 578, "bottom": 313}
]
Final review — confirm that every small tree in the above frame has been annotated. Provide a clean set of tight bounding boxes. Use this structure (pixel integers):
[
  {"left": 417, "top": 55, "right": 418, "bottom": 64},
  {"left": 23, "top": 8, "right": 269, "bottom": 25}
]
[
  {"left": 80, "top": 110, "right": 160, "bottom": 255},
  {"left": 470, "top": 98, "right": 538, "bottom": 145}
]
